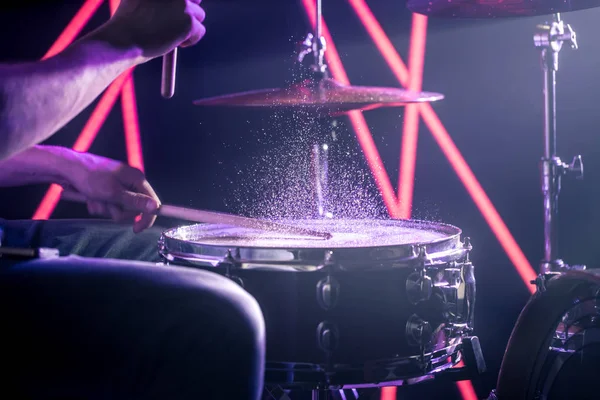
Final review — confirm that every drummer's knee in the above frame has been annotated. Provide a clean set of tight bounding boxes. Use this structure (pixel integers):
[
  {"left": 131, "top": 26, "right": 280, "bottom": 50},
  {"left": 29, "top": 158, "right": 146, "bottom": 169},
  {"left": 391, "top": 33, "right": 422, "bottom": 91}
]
[
  {"left": 183, "top": 272, "right": 266, "bottom": 396},
  {"left": 183, "top": 270, "right": 266, "bottom": 363},
  {"left": 219, "top": 277, "right": 266, "bottom": 359}
]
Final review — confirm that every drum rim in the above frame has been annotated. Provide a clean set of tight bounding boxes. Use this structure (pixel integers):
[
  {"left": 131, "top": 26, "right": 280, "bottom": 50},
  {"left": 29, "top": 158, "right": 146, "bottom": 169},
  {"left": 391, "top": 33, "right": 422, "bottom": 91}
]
[
  {"left": 160, "top": 218, "right": 462, "bottom": 249},
  {"left": 159, "top": 218, "right": 466, "bottom": 268}
]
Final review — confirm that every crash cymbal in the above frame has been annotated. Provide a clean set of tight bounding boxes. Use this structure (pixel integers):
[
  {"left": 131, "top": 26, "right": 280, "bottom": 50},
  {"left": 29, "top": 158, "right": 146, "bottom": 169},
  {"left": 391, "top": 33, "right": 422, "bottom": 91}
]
[
  {"left": 407, "top": 0, "right": 600, "bottom": 18},
  {"left": 193, "top": 77, "right": 443, "bottom": 112}
]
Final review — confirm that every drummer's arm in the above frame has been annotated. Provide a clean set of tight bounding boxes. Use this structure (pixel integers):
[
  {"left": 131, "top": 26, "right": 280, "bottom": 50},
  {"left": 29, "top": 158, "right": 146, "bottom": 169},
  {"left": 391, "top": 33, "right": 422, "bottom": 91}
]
[
  {"left": 0, "top": 145, "right": 77, "bottom": 187},
  {"left": 0, "top": 26, "right": 144, "bottom": 162}
]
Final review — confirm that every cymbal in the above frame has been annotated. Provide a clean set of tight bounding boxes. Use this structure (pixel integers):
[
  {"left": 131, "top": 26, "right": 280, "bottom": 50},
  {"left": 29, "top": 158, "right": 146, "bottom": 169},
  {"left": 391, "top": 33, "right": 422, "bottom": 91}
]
[
  {"left": 193, "top": 77, "right": 443, "bottom": 112},
  {"left": 406, "top": 0, "right": 600, "bottom": 18}
]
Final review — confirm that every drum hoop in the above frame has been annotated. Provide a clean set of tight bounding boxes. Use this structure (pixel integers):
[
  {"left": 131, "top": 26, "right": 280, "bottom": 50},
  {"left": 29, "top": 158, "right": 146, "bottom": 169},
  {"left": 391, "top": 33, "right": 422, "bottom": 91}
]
[
  {"left": 158, "top": 219, "right": 466, "bottom": 269},
  {"left": 495, "top": 269, "right": 600, "bottom": 399}
]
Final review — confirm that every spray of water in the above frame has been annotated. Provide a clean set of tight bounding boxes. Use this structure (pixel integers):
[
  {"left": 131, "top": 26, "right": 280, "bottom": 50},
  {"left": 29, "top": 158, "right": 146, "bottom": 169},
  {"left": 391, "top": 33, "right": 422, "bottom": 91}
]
[
  {"left": 214, "top": 45, "right": 387, "bottom": 221},
  {"left": 224, "top": 102, "right": 388, "bottom": 221}
]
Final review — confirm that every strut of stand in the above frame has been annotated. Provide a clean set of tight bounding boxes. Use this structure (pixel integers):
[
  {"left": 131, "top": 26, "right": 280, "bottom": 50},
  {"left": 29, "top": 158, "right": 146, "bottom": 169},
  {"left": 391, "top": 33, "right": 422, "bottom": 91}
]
[{"left": 534, "top": 13, "right": 584, "bottom": 278}]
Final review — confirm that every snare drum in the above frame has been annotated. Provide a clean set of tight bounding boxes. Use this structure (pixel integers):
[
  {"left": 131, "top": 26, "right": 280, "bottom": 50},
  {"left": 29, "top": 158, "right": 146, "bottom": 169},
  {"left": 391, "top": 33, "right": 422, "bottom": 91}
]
[{"left": 158, "top": 218, "right": 476, "bottom": 389}]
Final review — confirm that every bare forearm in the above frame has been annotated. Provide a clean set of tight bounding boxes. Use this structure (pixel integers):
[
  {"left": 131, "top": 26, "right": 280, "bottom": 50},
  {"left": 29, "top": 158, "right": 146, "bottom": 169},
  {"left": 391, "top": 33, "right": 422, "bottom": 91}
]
[
  {"left": 0, "top": 145, "right": 78, "bottom": 187},
  {"left": 0, "top": 25, "right": 144, "bottom": 161}
]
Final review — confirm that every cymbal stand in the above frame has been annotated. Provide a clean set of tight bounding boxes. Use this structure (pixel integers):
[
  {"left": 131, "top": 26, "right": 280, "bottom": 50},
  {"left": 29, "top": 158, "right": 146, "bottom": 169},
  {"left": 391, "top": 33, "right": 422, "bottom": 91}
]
[
  {"left": 299, "top": 0, "right": 334, "bottom": 218},
  {"left": 534, "top": 13, "right": 584, "bottom": 281}
]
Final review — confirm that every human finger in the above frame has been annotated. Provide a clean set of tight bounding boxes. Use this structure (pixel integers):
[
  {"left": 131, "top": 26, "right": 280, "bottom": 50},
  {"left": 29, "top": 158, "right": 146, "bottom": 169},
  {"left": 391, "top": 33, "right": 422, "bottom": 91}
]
[
  {"left": 188, "top": 2, "right": 205, "bottom": 23},
  {"left": 188, "top": 0, "right": 202, "bottom": 5},
  {"left": 107, "top": 204, "right": 138, "bottom": 223},
  {"left": 115, "top": 166, "right": 160, "bottom": 232},
  {"left": 133, "top": 211, "right": 156, "bottom": 233},
  {"left": 87, "top": 201, "right": 109, "bottom": 217},
  {"left": 118, "top": 190, "right": 159, "bottom": 215},
  {"left": 133, "top": 181, "right": 160, "bottom": 233},
  {"left": 117, "top": 167, "right": 160, "bottom": 207},
  {"left": 116, "top": 165, "right": 146, "bottom": 190},
  {"left": 139, "top": 180, "right": 161, "bottom": 206},
  {"left": 180, "top": 19, "right": 206, "bottom": 48}
]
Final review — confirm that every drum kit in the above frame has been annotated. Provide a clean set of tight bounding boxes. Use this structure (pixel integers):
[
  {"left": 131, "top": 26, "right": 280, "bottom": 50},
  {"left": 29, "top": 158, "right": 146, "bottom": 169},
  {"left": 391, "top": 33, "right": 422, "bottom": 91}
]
[
  {"left": 0, "top": 0, "right": 596, "bottom": 399},
  {"left": 158, "top": 0, "right": 600, "bottom": 399}
]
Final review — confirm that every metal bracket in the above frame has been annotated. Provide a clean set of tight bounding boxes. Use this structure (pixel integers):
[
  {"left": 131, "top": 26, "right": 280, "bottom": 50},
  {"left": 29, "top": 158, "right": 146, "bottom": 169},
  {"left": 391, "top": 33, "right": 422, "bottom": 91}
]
[{"left": 534, "top": 14, "right": 578, "bottom": 71}]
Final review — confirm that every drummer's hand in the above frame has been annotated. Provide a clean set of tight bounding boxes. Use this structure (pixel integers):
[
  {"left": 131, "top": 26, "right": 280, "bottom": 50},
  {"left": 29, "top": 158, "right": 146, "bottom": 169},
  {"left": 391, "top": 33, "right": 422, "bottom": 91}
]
[
  {"left": 102, "top": 0, "right": 206, "bottom": 61},
  {"left": 63, "top": 151, "right": 161, "bottom": 233}
]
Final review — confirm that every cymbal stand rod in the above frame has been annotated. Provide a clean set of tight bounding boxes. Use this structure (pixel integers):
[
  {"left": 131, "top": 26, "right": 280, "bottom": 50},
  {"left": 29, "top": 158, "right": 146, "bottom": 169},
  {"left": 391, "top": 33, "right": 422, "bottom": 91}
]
[
  {"left": 316, "top": 0, "right": 322, "bottom": 41},
  {"left": 312, "top": 0, "right": 327, "bottom": 74},
  {"left": 305, "top": 0, "right": 330, "bottom": 218},
  {"left": 312, "top": 142, "right": 331, "bottom": 218},
  {"left": 534, "top": 13, "right": 583, "bottom": 277}
]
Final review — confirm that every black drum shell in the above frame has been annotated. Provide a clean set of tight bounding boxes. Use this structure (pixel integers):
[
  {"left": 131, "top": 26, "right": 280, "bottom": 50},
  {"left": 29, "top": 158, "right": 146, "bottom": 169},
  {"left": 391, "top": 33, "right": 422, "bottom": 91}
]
[
  {"left": 184, "top": 265, "right": 469, "bottom": 361},
  {"left": 158, "top": 219, "right": 475, "bottom": 386}
]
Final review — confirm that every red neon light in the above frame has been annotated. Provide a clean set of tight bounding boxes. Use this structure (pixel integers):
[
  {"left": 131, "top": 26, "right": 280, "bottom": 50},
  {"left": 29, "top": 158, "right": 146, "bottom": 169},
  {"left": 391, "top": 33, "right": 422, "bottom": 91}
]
[
  {"left": 42, "top": 0, "right": 104, "bottom": 60},
  {"left": 346, "top": 0, "right": 410, "bottom": 85},
  {"left": 108, "top": 0, "right": 119, "bottom": 13},
  {"left": 456, "top": 379, "right": 479, "bottom": 400},
  {"left": 398, "top": 14, "right": 428, "bottom": 219},
  {"left": 379, "top": 13, "right": 430, "bottom": 400},
  {"left": 300, "top": 0, "right": 400, "bottom": 218},
  {"left": 380, "top": 387, "right": 396, "bottom": 400},
  {"left": 346, "top": 0, "right": 536, "bottom": 293},
  {"left": 34, "top": 0, "right": 146, "bottom": 220},
  {"left": 419, "top": 104, "right": 537, "bottom": 291},
  {"left": 108, "top": 0, "right": 145, "bottom": 172},
  {"left": 33, "top": 71, "right": 132, "bottom": 219},
  {"left": 121, "top": 77, "right": 145, "bottom": 171}
]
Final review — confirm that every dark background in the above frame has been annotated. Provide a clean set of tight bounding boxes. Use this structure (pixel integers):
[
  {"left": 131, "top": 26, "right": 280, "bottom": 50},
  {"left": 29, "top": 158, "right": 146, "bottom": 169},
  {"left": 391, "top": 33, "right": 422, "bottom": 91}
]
[{"left": 1, "top": 1, "right": 600, "bottom": 398}]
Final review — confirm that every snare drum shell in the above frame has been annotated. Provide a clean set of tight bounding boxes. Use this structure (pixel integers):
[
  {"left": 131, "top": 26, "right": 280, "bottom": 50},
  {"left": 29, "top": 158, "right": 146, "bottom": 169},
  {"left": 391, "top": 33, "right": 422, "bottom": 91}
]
[
  {"left": 228, "top": 267, "right": 470, "bottom": 364},
  {"left": 158, "top": 219, "right": 475, "bottom": 382}
]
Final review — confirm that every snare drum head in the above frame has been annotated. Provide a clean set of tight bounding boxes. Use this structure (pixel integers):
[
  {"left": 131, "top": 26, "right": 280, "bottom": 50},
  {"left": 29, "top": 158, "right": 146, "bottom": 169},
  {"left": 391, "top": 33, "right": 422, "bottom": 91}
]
[{"left": 159, "top": 219, "right": 465, "bottom": 270}]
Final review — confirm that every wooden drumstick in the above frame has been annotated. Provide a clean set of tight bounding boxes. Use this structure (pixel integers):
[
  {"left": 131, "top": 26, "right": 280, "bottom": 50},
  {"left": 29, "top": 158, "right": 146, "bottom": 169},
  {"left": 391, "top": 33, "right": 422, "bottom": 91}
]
[
  {"left": 61, "top": 192, "right": 332, "bottom": 240},
  {"left": 161, "top": 49, "right": 178, "bottom": 98}
]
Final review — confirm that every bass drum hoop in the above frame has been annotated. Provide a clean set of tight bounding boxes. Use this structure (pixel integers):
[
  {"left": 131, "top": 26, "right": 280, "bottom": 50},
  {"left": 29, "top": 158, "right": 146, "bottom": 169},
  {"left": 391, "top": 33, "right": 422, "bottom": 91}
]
[
  {"left": 494, "top": 269, "right": 600, "bottom": 400},
  {"left": 158, "top": 218, "right": 466, "bottom": 271}
]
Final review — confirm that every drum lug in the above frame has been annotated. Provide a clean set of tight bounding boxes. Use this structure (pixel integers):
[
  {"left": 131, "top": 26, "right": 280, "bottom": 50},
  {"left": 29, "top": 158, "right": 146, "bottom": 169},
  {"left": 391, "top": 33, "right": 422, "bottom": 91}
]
[
  {"left": 406, "top": 246, "right": 433, "bottom": 305},
  {"left": 405, "top": 314, "right": 432, "bottom": 348},
  {"left": 462, "top": 237, "right": 472, "bottom": 261},
  {"left": 463, "top": 237, "right": 472, "bottom": 249},
  {"left": 222, "top": 249, "right": 242, "bottom": 266},
  {"left": 406, "top": 272, "right": 433, "bottom": 305},
  {"left": 408, "top": 244, "right": 419, "bottom": 259},
  {"left": 316, "top": 321, "right": 339, "bottom": 353},
  {"left": 316, "top": 275, "right": 340, "bottom": 310},
  {"left": 417, "top": 245, "right": 429, "bottom": 265},
  {"left": 221, "top": 249, "right": 244, "bottom": 288},
  {"left": 318, "top": 250, "right": 338, "bottom": 271},
  {"left": 324, "top": 250, "right": 335, "bottom": 266}
]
